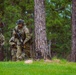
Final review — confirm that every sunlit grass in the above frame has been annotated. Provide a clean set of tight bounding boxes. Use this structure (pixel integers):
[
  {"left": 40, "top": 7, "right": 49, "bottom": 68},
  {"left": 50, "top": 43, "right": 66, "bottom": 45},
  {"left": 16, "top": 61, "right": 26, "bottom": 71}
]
[{"left": 0, "top": 59, "right": 76, "bottom": 75}]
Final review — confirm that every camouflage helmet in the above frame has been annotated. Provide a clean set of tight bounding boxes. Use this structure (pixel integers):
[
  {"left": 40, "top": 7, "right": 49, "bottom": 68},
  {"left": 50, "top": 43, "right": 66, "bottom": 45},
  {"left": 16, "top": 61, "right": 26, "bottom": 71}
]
[{"left": 16, "top": 19, "right": 24, "bottom": 25}]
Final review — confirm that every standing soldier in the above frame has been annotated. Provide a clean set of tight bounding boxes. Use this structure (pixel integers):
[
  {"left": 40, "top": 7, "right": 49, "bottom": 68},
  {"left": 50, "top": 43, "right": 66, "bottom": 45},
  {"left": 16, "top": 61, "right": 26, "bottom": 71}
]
[
  {"left": 12, "top": 19, "right": 31, "bottom": 61},
  {"left": 0, "top": 28, "right": 5, "bottom": 61}
]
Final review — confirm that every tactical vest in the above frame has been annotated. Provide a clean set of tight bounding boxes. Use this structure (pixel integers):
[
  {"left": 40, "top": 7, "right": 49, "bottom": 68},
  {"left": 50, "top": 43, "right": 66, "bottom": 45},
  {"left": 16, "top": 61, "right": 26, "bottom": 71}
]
[{"left": 14, "top": 28, "right": 26, "bottom": 41}]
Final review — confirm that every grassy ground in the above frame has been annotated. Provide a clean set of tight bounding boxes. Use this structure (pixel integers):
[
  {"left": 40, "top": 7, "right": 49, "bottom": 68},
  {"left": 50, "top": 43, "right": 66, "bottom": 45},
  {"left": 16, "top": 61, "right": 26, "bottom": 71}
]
[{"left": 0, "top": 59, "right": 76, "bottom": 75}]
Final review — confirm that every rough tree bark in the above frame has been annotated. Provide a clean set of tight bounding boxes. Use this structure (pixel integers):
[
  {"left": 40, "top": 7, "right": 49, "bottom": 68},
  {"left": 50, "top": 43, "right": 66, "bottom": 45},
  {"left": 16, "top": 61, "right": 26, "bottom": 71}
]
[
  {"left": 71, "top": 0, "right": 76, "bottom": 62},
  {"left": 34, "top": 0, "right": 49, "bottom": 59}
]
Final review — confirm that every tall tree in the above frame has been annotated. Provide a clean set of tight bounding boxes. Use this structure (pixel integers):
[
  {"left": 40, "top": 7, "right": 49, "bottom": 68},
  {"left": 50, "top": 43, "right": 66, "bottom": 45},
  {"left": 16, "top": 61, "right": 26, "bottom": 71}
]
[
  {"left": 34, "top": 0, "right": 49, "bottom": 59},
  {"left": 71, "top": 0, "right": 76, "bottom": 62},
  {"left": 46, "top": 0, "right": 71, "bottom": 58}
]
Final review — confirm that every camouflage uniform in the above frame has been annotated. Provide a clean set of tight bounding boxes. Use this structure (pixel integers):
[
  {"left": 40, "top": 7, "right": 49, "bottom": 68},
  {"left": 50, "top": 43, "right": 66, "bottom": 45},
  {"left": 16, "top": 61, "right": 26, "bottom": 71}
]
[
  {"left": 12, "top": 25, "right": 31, "bottom": 61},
  {"left": 0, "top": 33, "right": 5, "bottom": 46},
  {"left": 0, "top": 32, "right": 5, "bottom": 61},
  {"left": 9, "top": 36, "right": 17, "bottom": 61}
]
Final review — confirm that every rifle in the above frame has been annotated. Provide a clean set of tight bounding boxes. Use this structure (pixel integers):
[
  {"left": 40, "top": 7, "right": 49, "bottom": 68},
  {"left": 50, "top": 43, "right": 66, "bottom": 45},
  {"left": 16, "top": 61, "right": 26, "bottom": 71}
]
[{"left": 14, "top": 29, "right": 25, "bottom": 51}]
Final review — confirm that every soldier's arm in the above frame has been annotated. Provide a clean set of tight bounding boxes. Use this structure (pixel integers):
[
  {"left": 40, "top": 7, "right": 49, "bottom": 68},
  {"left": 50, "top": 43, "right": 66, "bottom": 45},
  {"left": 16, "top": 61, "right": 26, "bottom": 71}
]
[
  {"left": 12, "top": 26, "right": 18, "bottom": 36},
  {"left": 23, "top": 26, "right": 32, "bottom": 44},
  {"left": 9, "top": 37, "right": 16, "bottom": 45}
]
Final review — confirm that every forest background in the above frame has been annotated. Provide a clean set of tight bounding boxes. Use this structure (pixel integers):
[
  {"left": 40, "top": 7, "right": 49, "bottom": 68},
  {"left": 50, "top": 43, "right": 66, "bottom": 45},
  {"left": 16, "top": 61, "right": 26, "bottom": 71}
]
[{"left": 0, "top": 0, "right": 71, "bottom": 60}]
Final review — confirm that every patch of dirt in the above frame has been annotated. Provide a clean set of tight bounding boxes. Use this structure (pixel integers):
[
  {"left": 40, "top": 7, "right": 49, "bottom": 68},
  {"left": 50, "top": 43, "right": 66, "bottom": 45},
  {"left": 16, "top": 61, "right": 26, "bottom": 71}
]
[
  {"left": 44, "top": 59, "right": 52, "bottom": 63},
  {"left": 24, "top": 59, "right": 33, "bottom": 64},
  {"left": 53, "top": 59, "right": 60, "bottom": 63},
  {"left": 44, "top": 59, "right": 61, "bottom": 63}
]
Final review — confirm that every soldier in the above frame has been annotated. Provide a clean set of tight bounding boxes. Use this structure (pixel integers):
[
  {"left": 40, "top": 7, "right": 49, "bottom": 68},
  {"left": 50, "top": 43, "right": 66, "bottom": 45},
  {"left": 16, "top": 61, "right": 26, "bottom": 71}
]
[
  {"left": 0, "top": 28, "right": 5, "bottom": 61},
  {"left": 12, "top": 19, "right": 31, "bottom": 61}
]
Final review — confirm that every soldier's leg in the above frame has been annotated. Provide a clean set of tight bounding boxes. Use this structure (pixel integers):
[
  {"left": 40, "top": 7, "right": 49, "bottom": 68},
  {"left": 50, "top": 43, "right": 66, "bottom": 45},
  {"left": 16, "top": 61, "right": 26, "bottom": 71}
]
[
  {"left": 12, "top": 55, "right": 16, "bottom": 61},
  {"left": 11, "top": 49, "right": 17, "bottom": 61},
  {"left": 21, "top": 51, "right": 25, "bottom": 60},
  {"left": 16, "top": 45, "right": 22, "bottom": 61}
]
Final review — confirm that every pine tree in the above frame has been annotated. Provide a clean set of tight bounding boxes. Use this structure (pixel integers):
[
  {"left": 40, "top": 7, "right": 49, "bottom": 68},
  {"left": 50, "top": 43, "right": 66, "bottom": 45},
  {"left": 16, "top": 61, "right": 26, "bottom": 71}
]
[{"left": 34, "top": 0, "right": 49, "bottom": 59}]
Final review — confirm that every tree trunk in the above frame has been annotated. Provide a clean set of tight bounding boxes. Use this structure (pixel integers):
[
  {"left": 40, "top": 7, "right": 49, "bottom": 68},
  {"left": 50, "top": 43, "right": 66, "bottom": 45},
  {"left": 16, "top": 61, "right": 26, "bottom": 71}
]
[
  {"left": 71, "top": 0, "right": 76, "bottom": 62},
  {"left": 34, "top": 0, "right": 48, "bottom": 59}
]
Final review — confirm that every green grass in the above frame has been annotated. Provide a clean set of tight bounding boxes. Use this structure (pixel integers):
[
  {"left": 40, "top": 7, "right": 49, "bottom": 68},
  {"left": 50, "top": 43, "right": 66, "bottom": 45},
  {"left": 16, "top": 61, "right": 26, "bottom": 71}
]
[{"left": 0, "top": 60, "right": 76, "bottom": 75}]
